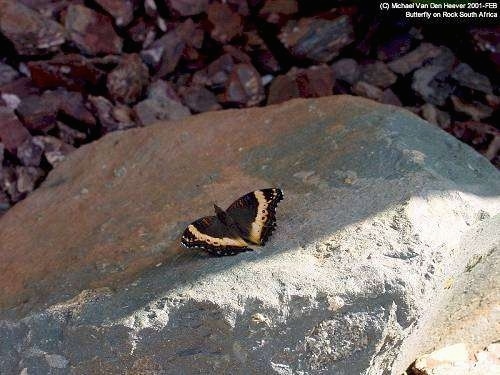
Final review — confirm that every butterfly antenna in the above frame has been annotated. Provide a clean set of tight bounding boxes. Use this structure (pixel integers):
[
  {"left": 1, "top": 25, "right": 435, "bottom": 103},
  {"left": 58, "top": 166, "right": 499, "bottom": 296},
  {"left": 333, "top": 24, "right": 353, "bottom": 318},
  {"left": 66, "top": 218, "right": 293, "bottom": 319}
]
[{"left": 207, "top": 173, "right": 218, "bottom": 208}]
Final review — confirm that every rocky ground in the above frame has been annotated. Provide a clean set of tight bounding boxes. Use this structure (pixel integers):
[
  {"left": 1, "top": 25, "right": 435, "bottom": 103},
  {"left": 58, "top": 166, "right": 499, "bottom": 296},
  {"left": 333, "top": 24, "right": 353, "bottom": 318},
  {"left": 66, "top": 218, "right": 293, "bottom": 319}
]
[{"left": 0, "top": 0, "right": 499, "bottom": 216}]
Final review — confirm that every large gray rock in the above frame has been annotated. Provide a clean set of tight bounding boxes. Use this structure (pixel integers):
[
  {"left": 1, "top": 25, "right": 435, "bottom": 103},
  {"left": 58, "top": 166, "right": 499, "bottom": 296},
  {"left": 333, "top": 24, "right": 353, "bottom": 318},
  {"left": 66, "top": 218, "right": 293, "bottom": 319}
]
[{"left": 0, "top": 96, "right": 498, "bottom": 374}]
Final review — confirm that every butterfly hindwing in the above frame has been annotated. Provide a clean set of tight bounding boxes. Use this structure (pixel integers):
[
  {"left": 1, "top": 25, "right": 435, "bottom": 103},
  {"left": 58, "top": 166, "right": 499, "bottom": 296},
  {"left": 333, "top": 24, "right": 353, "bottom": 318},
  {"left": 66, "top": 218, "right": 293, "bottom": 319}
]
[
  {"left": 181, "top": 215, "right": 251, "bottom": 256},
  {"left": 226, "top": 188, "right": 284, "bottom": 246}
]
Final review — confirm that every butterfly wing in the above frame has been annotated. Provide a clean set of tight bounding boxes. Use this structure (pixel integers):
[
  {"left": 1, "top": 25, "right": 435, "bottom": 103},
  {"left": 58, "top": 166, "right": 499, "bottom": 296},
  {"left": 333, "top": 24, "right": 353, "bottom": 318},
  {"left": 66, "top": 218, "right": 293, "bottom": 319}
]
[
  {"left": 181, "top": 215, "right": 252, "bottom": 256},
  {"left": 226, "top": 188, "right": 283, "bottom": 246}
]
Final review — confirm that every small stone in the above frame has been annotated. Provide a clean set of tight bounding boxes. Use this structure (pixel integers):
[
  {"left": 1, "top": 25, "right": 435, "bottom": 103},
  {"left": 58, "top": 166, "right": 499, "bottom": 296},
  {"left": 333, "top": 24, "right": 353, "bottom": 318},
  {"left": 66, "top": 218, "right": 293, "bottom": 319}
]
[
  {"left": 107, "top": 54, "right": 149, "bottom": 104},
  {"left": 176, "top": 18, "right": 204, "bottom": 49},
  {"left": 411, "top": 47, "right": 456, "bottom": 106},
  {"left": 0, "top": 107, "right": 31, "bottom": 154},
  {"left": 0, "top": 166, "right": 23, "bottom": 202},
  {"left": 331, "top": 58, "right": 359, "bottom": 85},
  {"left": 0, "top": 62, "right": 20, "bottom": 85},
  {"left": 244, "top": 31, "right": 281, "bottom": 73},
  {"left": 451, "top": 121, "right": 498, "bottom": 149},
  {"left": 451, "top": 63, "right": 493, "bottom": 94},
  {"left": 268, "top": 65, "right": 334, "bottom": 104},
  {"left": 377, "top": 34, "right": 413, "bottom": 62},
  {"left": 165, "top": 0, "right": 209, "bottom": 16},
  {"left": 34, "top": 135, "right": 75, "bottom": 167},
  {"left": 380, "top": 88, "right": 402, "bottom": 107},
  {"left": 359, "top": 61, "right": 397, "bottom": 89},
  {"left": 89, "top": 96, "right": 136, "bottom": 133},
  {"left": 267, "top": 75, "right": 299, "bottom": 105},
  {"left": 351, "top": 81, "right": 384, "bottom": 102},
  {"left": 141, "top": 30, "right": 185, "bottom": 77},
  {"left": 94, "top": 0, "right": 135, "bottom": 26},
  {"left": 16, "top": 93, "right": 59, "bottom": 132},
  {"left": 223, "top": 63, "right": 264, "bottom": 107},
  {"left": 279, "top": 16, "right": 355, "bottom": 62},
  {"left": 451, "top": 96, "right": 493, "bottom": 121},
  {"left": 259, "top": 0, "right": 298, "bottom": 25},
  {"left": 420, "top": 103, "right": 451, "bottom": 129},
  {"left": 65, "top": 5, "right": 123, "bottom": 56},
  {"left": 179, "top": 85, "right": 221, "bottom": 113},
  {"left": 28, "top": 54, "right": 105, "bottom": 91},
  {"left": 134, "top": 97, "right": 191, "bottom": 126},
  {"left": 16, "top": 166, "right": 45, "bottom": 193},
  {"left": 208, "top": 2, "right": 243, "bottom": 43},
  {"left": 134, "top": 79, "right": 190, "bottom": 125},
  {"left": 0, "top": 0, "right": 65, "bottom": 56},
  {"left": 17, "top": 138, "right": 44, "bottom": 167},
  {"left": 53, "top": 90, "right": 96, "bottom": 127},
  {"left": 127, "top": 17, "right": 157, "bottom": 46},
  {"left": 388, "top": 43, "right": 443, "bottom": 75},
  {"left": 56, "top": 122, "right": 87, "bottom": 145},
  {"left": 0, "top": 77, "right": 39, "bottom": 100}
]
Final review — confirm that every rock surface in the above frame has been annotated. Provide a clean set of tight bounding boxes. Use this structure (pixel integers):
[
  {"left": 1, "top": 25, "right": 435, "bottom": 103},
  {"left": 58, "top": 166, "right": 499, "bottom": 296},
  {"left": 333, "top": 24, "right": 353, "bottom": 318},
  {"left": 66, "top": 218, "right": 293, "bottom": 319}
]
[{"left": 0, "top": 96, "right": 499, "bottom": 374}]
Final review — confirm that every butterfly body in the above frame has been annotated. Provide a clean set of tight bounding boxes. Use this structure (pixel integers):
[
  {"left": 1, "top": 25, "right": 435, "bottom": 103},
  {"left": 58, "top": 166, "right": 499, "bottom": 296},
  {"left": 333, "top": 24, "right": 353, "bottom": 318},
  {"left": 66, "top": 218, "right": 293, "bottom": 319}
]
[{"left": 181, "top": 188, "right": 284, "bottom": 256}]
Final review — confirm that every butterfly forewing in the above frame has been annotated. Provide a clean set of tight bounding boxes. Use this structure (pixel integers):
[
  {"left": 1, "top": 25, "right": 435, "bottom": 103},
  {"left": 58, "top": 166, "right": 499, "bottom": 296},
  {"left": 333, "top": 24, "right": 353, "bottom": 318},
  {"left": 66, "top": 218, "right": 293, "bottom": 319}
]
[
  {"left": 226, "top": 188, "right": 284, "bottom": 245},
  {"left": 181, "top": 216, "right": 251, "bottom": 256}
]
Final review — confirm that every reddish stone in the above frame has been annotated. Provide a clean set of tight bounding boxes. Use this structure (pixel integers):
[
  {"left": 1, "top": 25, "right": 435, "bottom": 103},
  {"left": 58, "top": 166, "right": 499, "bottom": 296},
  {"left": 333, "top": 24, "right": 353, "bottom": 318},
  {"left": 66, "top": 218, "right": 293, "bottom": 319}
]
[
  {"left": 244, "top": 31, "right": 281, "bottom": 73},
  {"left": 279, "top": 16, "right": 355, "bottom": 62},
  {"left": 127, "top": 17, "right": 157, "bottom": 46},
  {"left": 176, "top": 18, "right": 204, "bottom": 49},
  {"left": 331, "top": 58, "right": 359, "bottom": 84},
  {"left": 107, "top": 54, "right": 149, "bottom": 104},
  {"left": 267, "top": 65, "right": 334, "bottom": 105},
  {"left": 165, "top": 0, "right": 209, "bottom": 16},
  {"left": 16, "top": 93, "right": 59, "bottom": 132},
  {"left": 207, "top": 2, "right": 243, "bottom": 44},
  {"left": 141, "top": 30, "right": 185, "bottom": 77},
  {"left": 223, "top": 63, "right": 264, "bottom": 107},
  {"left": 65, "top": 4, "right": 123, "bottom": 56},
  {"left": 267, "top": 75, "right": 299, "bottom": 105},
  {"left": 179, "top": 85, "right": 221, "bottom": 113},
  {"left": 0, "top": 62, "right": 20, "bottom": 85},
  {"left": 16, "top": 166, "right": 45, "bottom": 193},
  {"left": 0, "top": 0, "right": 65, "bottom": 56},
  {"left": 148, "top": 80, "right": 182, "bottom": 102},
  {"left": 359, "top": 61, "right": 397, "bottom": 89},
  {"left": 89, "top": 96, "right": 136, "bottom": 133},
  {"left": 28, "top": 54, "right": 105, "bottom": 91},
  {"left": 0, "top": 77, "right": 40, "bottom": 100},
  {"left": 94, "top": 0, "right": 135, "bottom": 26},
  {"left": 388, "top": 43, "right": 442, "bottom": 75},
  {"left": 56, "top": 122, "right": 87, "bottom": 145},
  {"left": 0, "top": 107, "right": 32, "bottom": 154},
  {"left": 259, "top": 0, "right": 298, "bottom": 24},
  {"left": 17, "top": 137, "right": 44, "bottom": 167}
]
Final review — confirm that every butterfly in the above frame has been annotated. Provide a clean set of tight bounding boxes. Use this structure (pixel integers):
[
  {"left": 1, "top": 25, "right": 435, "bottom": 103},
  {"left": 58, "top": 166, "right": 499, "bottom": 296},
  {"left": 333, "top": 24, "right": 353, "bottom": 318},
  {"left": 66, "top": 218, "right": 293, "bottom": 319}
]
[{"left": 181, "top": 188, "right": 284, "bottom": 256}]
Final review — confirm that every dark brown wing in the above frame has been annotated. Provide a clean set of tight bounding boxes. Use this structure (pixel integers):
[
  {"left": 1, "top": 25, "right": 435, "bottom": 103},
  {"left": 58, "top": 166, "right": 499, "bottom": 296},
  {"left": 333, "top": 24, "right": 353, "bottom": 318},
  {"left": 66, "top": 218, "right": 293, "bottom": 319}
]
[
  {"left": 226, "top": 188, "right": 283, "bottom": 246},
  {"left": 181, "top": 215, "right": 252, "bottom": 256}
]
